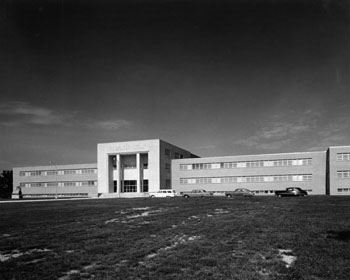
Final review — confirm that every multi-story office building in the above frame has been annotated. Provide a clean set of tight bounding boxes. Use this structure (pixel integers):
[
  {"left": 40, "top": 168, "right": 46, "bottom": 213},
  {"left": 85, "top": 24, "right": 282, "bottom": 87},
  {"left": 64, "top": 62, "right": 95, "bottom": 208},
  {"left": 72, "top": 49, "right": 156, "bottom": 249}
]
[
  {"left": 11, "top": 139, "right": 350, "bottom": 198},
  {"left": 97, "top": 139, "right": 197, "bottom": 198},
  {"left": 328, "top": 146, "right": 350, "bottom": 195},
  {"left": 172, "top": 151, "right": 327, "bottom": 195},
  {"left": 12, "top": 163, "right": 98, "bottom": 198}
]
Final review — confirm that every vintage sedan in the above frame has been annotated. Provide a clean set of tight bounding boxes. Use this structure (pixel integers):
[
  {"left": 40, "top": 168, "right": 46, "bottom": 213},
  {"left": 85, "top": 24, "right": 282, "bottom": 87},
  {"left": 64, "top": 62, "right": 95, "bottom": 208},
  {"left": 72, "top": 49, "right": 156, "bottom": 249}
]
[
  {"left": 225, "top": 188, "right": 255, "bottom": 197},
  {"left": 275, "top": 187, "right": 308, "bottom": 197}
]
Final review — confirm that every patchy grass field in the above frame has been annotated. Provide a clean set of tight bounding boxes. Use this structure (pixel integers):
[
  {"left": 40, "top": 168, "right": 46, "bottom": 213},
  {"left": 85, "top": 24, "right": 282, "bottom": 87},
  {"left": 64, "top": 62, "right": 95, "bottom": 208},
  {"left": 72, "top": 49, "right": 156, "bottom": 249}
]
[{"left": 1, "top": 196, "right": 350, "bottom": 279}]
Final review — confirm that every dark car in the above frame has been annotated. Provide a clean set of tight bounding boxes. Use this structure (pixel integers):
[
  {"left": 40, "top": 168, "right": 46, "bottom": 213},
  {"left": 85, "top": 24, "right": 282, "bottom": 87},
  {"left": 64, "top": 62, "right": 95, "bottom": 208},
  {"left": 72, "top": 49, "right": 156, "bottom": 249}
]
[
  {"left": 225, "top": 188, "right": 255, "bottom": 197},
  {"left": 275, "top": 187, "right": 308, "bottom": 197}
]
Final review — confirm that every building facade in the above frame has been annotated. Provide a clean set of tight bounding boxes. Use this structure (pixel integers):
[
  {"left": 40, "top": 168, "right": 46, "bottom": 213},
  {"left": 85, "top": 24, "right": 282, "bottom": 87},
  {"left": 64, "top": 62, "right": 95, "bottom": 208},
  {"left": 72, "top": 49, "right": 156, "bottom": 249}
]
[
  {"left": 11, "top": 140, "right": 350, "bottom": 198},
  {"left": 328, "top": 146, "right": 350, "bottom": 195},
  {"left": 172, "top": 151, "right": 327, "bottom": 195},
  {"left": 12, "top": 163, "right": 98, "bottom": 198},
  {"left": 97, "top": 139, "right": 197, "bottom": 198}
]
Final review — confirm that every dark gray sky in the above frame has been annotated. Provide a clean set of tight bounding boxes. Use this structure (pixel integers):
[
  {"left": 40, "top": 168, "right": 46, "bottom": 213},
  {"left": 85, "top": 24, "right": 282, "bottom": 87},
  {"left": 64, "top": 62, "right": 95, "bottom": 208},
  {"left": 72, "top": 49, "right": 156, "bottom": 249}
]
[{"left": 1, "top": 0, "right": 350, "bottom": 170}]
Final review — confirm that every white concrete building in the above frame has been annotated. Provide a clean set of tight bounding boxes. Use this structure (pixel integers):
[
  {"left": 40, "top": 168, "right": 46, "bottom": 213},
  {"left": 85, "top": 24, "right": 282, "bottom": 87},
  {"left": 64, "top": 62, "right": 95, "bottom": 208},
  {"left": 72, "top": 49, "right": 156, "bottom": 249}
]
[
  {"left": 12, "top": 163, "right": 98, "bottom": 198},
  {"left": 172, "top": 151, "right": 327, "bottom": 195},
  {"left": 97, "top": 139, "right": 197, "bottom": 198},
  {"left": 11, "top": 139, "right": 350, "bottom": 198}
]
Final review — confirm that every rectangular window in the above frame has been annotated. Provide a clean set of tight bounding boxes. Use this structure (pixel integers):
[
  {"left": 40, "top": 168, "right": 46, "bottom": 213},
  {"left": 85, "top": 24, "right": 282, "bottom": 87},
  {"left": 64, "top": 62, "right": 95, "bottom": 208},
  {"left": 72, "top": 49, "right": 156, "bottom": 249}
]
[
  {"left": 165, "top": 179, "right": 171, "bottom": 189},
  {"left": 122, "top": 180, "right": 137, "bottom": 192},
  {"left": 64, "top": 170, "right": 76, "bottom": 175},
  {"left": 29, "top": 171, "right": 42, "bottom": 176},
  {"left": 165, "top": 163, "right": 171, "bottom": 169},
  {"left": 180, "top": 164, "right": 187, "bottom": 170},
  {"left": 30, "top": 182, "right": 45, "bottom": 187},
  {"left": 112, "top": 156, "right": 117, "bottom": 168},
  {"left": 264, "top": 176, "right": 273, "bottom": 182},
  {"left": 211, "top": 178, "right": 221, "bottom": 184},
  {"left": 82, "top": 169, "right": 97, "bottom": 174},
  {"left": 338, "top": 171, "right": 350, "bottom": 179},
  {"left": 63, "top": 182, "right": 77, "bottom": 187},
  {"left": 142, "top": 180, "right": 149, "bottom": 192},
  {"left": 292, "top": 159, "right": 303, "bottom": 166},
  {"left": 337, "top": 153, "right": 350, "bottom": 161},
  {"left": 237, "top": 162, "right": 246, "bottom": 168},
  {"left": 81, "top": 181, "right": 97, "bottom": 186},
  {"left": 165, "top": 149, "right": 171, "bottom": 156}
]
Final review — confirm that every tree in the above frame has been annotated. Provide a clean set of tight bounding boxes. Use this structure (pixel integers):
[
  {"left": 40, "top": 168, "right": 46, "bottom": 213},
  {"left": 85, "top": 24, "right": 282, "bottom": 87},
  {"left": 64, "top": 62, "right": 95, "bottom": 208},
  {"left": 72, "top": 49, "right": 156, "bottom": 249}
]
[{"left": 0, "top": 170, "right": 13, "bottom": 199}]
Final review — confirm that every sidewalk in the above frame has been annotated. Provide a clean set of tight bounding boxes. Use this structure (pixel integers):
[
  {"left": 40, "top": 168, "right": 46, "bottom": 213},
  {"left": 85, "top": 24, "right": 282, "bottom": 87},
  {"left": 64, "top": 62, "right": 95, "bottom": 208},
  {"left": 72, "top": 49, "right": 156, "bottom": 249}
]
[{"left": 0, "top": 197, "right": 97, "bottom": 203}]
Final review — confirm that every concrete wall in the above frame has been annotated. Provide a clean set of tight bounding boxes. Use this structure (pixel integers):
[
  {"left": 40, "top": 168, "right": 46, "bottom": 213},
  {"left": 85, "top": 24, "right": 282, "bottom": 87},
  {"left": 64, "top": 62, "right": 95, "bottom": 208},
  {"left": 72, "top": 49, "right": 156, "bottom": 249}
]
[
  {"left": 172, "top": 151, "right": 326, "bottom": 195},
  {"left": 159, "top": 140, "right": 197, "bottom": 189},
  {"left": 97, "top": 139, "right": 196, "bottom": 195},
  {"left": 97, "top": 139, "right": 160, "bottom": 194},
  {"left": 12, "top": 163, "right": 98, "bottom": 198},
  {"left": 329, "top": 146, "right": 350, "bottom": 195}
]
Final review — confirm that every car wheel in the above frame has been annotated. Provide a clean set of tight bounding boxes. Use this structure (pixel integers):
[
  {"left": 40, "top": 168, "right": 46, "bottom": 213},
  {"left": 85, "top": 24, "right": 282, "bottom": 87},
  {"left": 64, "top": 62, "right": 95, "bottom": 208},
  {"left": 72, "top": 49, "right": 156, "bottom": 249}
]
[
  {"left": 184, "top": 195, "right": 189, "bottom": 198},
  {"left": 150, "top": 195, "right": 155, "bottom": 198},
  {"left": 227, "top": 194, "right": 232, "bottom": 198}
]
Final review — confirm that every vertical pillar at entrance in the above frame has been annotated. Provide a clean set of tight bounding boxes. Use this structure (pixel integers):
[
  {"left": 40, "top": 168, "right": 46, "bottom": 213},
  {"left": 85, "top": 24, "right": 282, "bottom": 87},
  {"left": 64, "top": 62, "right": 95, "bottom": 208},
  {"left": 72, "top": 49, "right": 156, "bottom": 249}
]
[
  {"left": 136, "top": 153, "right": 141, "bottom": 193},
  {"left": 116, "top": 154, "right": 121, "bottom": 193}
]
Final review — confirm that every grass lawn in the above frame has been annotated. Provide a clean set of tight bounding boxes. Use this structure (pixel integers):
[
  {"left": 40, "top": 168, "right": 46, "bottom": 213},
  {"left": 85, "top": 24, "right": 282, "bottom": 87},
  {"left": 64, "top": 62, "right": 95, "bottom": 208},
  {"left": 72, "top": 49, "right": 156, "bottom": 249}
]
[{"left": 1, "top": 196, "right": 350, "bottom": 279}]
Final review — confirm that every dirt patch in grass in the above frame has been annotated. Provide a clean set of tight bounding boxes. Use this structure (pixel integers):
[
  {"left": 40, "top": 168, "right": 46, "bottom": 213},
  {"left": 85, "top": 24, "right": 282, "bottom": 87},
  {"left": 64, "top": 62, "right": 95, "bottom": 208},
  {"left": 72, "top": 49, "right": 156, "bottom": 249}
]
[{"left": 0, "top": 248, "right": 52, "bottom": 262}]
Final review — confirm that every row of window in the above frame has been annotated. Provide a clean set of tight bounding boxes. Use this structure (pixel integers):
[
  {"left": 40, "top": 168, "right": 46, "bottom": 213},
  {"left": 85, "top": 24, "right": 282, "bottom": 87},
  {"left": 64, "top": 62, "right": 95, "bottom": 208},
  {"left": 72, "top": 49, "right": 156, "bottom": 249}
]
[
  {"left": 180, "top": 158, "right": 312, "bottom": 171},
  {"left": 337, "top": 171, "right": 350, "bottom": 179},
  {"left": 20, "top": 168, "right": 97, "bottom": 177},
  {"left": 180, "top": 174, "right": 312, "bottom": 184},
  {"left": 336, "top": 153, "right": 350, "bottom": 161},
  {"left": 20, "top": 181, "right": 97, "bottom": 188},
  {"left": 165, "top": 149, "right": 184, "bottom": 159},
  {"left": 113, "top": 180, "right": 149, "bottom": 193},
  {"left": 23, "top": 193, "right": 89, "bottom": 197},
  {"left": 337, "top": 188, "right": 350, "bottom": 192}
]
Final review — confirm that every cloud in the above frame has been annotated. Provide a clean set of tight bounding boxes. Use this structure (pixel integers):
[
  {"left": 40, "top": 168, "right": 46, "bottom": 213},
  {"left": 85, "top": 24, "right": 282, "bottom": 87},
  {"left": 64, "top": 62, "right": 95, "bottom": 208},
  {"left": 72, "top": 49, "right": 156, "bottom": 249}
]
[
  {"left": 0, "top": 101, "right": 133, "bottom": 131},
  {"left": 308, "top": 122, "right": 350, "bottom": 150},
  {"left": 233, "top": 109, "right": 322, "bottom": 150},
  {"left": 0, "top": 102, "right": 67, "bottom": 127},
  {"left": 90, "top": 120, "right": 133, "bottom": 130}
]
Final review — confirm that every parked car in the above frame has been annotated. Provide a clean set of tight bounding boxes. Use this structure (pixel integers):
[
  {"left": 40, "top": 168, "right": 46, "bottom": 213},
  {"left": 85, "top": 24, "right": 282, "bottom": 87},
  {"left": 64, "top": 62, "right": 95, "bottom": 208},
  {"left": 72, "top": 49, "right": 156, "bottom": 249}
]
[
  {"left": 180, "top": 189, "right": 213, "bottom": 198},
  {"left": 225, "top": 188, "right": 255, "bottom": 197},
  {"left": 275, "top": 187, "right": 308, "bottom": 197},
  {"left": 149, "top": 190, "right": 177, "bottom": 198}
]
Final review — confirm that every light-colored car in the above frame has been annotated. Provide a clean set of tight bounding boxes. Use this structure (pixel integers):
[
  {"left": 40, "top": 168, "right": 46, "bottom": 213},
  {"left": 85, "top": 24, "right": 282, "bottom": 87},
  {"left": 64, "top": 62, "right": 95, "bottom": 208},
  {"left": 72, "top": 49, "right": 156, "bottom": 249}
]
[
  {"left": 149, "top": 190, "right": 177, "bottom": 198},
  {"left": 225, "top": 188, "right": 255, "bottom": 197},
  {"left": 180, "top": 189, "right": 213, "bottom": 198}
]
